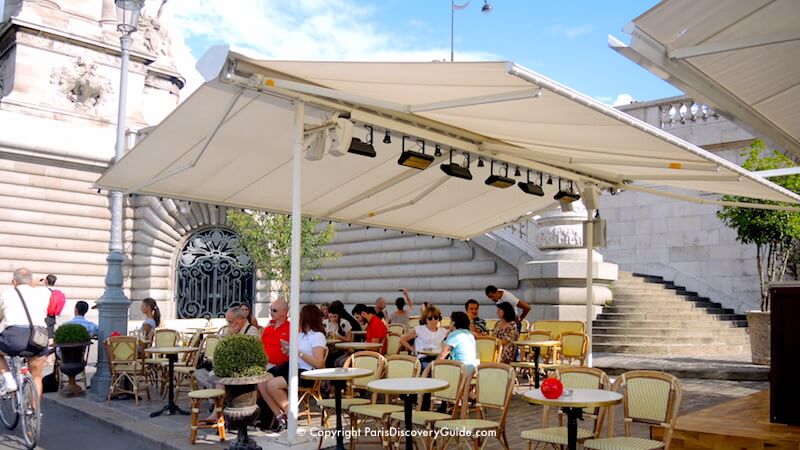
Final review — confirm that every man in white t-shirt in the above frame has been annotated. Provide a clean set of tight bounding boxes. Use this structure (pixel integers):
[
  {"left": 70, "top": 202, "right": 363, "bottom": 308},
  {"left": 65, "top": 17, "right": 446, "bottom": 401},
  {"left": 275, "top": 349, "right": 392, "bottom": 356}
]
[
  {"left": 484, "top": 285, "right": 531, "bottom": 322},
  {"left": 0, "top": 268, "right": 51, "bottom": 397}
]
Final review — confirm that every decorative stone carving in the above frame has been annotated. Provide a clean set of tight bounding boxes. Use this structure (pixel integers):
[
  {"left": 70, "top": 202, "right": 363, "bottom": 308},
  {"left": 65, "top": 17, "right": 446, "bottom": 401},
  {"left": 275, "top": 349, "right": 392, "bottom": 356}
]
[
  {"left": 145, "top": 72, "right": 180, "bottom": 95},
  {"left": 50, "top": 57, "right": 112, "bottom": 112},
  {"left": 138, "top": 1, "right": 172, "bottom": 58},
  {"left": 535, "top": 202, "right": 587, "bottom": 249}
]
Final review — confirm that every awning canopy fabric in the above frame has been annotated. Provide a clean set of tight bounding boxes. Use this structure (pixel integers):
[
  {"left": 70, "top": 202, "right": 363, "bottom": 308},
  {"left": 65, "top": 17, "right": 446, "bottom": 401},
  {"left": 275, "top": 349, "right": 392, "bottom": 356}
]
[
  {"left": 610, "top": 0, "right": 800, "bottom": 157},
  {"left": 95, "top": 46, "right": 800, "bottom": 240}
]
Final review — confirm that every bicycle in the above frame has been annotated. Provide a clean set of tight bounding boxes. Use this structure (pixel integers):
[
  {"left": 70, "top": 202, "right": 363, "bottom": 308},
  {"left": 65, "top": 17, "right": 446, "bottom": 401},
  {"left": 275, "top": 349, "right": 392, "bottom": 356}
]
[{"left": 0, "top": 352, "right": 41, "bottom": 449}]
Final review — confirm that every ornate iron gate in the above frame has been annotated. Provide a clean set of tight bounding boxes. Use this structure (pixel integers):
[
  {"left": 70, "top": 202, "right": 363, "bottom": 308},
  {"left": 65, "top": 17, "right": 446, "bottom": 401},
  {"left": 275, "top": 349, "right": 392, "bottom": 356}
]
[{"left": 175, "top": 228, "right": 255, "bottom": 319}]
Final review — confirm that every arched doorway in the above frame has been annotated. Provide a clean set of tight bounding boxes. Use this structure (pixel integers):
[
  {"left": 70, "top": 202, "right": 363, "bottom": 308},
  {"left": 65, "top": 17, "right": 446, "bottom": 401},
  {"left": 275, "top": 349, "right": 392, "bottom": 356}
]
[{"left": 175, "top": 227, "right": 255, "bottom": 318}]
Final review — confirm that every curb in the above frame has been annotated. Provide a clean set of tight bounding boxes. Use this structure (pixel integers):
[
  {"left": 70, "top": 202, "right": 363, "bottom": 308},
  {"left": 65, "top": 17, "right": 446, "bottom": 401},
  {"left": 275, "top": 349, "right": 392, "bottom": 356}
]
[{"left": 42, "top": 393, "right": 215, "bottom": 450}]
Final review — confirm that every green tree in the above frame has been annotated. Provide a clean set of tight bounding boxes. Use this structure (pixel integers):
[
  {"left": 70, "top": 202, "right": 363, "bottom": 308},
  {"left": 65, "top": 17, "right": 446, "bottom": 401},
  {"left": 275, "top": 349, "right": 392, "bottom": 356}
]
[
  {"left": 717, "top": 140, "right": 800, "bottom": 311},
  {"left": 226, "top": 210, "right": 338, "bottom": 295}
]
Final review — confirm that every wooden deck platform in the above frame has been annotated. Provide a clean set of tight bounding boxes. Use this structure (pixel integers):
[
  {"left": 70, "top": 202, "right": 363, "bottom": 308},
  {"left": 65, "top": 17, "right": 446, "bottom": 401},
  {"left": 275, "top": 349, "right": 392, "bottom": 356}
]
[{"left": 653, "top": 390, "right": 800, "bottom": 449}]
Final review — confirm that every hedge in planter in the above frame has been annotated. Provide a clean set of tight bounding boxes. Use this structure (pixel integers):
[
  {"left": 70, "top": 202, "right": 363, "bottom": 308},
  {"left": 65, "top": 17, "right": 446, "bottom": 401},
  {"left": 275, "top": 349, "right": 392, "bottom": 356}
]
[
  {"left": 54, "top": 323, "right": 91, "bottom": 344},
  {"left": 213, "top": 335, "right": 267, "bottom": 378}
]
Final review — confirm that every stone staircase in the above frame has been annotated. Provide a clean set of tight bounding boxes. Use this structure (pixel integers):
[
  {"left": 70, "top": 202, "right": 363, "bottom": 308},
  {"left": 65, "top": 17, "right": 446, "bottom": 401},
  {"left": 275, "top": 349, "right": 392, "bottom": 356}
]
[{"left": 593, "top": 272, "right": 750, "bottom": 356}]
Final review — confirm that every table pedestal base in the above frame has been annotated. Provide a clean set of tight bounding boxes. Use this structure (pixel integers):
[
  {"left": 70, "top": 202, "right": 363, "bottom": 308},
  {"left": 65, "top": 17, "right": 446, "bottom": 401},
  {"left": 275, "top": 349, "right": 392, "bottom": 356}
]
[
  {"left": 332, "top": 380, "right": 346, "bottom": 450},
  {"left": 401, "top": 394, "right": 414, "bottom": 450},
  {"left": 562, "top": 406, "right": 584, "bottom": 450},
  {"left": 150, "top": 354, "right": 190, "bottom": 417}
]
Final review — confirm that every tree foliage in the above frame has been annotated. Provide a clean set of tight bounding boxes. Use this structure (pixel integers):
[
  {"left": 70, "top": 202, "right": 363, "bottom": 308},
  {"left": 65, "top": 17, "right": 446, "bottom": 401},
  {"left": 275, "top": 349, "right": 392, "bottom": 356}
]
[
  {"left": 226, "top": 210, "right": 338, "bottom": 293},
  {"left": 716, "top": 140, "right": 800, "bottom": 311}
]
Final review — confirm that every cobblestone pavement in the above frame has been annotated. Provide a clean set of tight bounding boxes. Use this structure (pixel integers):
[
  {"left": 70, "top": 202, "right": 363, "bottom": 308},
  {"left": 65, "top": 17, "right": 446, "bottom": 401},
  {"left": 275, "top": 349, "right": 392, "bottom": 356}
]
[{"left": 593, "top": 352, "right": 769, "bottom": 381}]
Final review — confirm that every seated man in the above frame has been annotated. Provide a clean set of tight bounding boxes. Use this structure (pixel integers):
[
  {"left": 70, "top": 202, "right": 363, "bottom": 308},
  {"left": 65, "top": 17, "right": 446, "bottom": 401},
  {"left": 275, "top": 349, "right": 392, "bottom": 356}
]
[
  {"left": 0, "top": 268, "right": 51, "bottom": 397},
  {"left": 64, "top": 301, "right": 98, "bottom": 336},
  {"left": 353, "top": 304, "right": 387, "bottom": 353},
  {"left": 465, "top": 299, "right": 487, "bottom": 336}
]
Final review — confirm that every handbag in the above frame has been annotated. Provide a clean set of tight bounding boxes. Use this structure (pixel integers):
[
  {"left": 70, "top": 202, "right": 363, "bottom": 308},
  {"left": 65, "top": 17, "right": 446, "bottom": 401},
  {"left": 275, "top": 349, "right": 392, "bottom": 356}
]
[{"left": 14, "top": 287, "right": 50, "bottom": 352}]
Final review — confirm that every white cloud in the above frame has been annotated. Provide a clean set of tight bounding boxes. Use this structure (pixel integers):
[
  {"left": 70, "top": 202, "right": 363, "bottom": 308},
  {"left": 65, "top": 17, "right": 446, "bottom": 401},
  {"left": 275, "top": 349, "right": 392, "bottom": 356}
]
[
  {"left": 161, "top": 0, "right": 499, "bottom": 100},
  {"left": 544, "top": 24, "right": 593, "bottom": 39},
  {"left": 612, "top": 93, "right": 636, "bottom": 106}
]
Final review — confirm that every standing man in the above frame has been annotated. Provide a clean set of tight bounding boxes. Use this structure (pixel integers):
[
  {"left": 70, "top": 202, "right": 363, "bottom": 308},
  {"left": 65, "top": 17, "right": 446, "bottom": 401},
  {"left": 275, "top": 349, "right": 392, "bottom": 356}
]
[
  {"left": 465, "top": 299, "right": 487, "bottom": 336},
  {"left": 353, "top": 304, "right": 387, "bottom": 353},
  {"left": 485, "top": 285, "right": 531, "bottom": 323},
  {"left": 43, "top": 274, "right": 66, "bottom": 338},
  {"left": 0, "top": 268, "right": 50, "bottom": 397},
  {"left": 374, "top": 297, "right": 387, "bottom": 321}
]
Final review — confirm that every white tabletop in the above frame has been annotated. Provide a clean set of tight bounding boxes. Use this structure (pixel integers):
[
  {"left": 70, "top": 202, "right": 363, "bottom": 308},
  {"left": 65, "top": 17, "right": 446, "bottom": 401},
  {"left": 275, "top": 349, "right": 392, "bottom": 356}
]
[
  {"left": 301, "top": 368, "right": 374, "bottom": 381},
  {"left": 335, "top": 342, "right": 382, "bottom": 350},
  {"left": 523, "top": 388, "right": 623, "bottom": 408},
  {"left": 145, "top": 346, "right": 199, "bottom": 354},
  {"left": 367, "top": 377, "right": 448, "bottom": 395},
  {"left": 351, "top": 331, "right": 367, "bottom": 335},
  {"left": 418, "top": 348, "right": 442, "bottom": 357},
  {"left": 514, "top": 340, "right": 561, "bottom": 347}
]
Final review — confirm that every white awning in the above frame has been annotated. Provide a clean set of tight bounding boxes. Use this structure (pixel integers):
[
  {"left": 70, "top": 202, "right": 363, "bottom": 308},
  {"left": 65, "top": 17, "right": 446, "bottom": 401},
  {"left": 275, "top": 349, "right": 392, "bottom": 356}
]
[
  {"left": 96, "top": 46, "right": 800, "bottom": 240},
  {"left": 610, "top": 0, "right": 800, "bottom": 157}
]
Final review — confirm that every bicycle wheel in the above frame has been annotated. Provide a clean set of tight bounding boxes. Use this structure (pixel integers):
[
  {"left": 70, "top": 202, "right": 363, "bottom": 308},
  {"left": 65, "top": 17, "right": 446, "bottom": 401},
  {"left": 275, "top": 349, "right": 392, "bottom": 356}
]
[
  {"left": 19, "top": 378, "right": 39, "bottom": 450},
  {"left": 0, "top": 389, "right": 18, "bottom": 429}
]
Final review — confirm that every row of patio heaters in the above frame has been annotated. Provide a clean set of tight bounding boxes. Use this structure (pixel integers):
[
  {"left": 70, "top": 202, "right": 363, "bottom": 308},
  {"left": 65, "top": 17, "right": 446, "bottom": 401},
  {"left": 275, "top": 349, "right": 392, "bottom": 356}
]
[{"left": 307, "top": 120, "right": 580, "bottom": 203}]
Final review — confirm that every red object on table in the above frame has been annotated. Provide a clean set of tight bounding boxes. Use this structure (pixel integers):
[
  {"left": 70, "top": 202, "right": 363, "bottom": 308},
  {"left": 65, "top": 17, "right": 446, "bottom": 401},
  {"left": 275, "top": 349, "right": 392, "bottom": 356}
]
[
  {"left": 540, "top": 377, "right": 563, "bottom": 399},
  {"left": 109, "top": 331, "right": 121, "bottom": 337}
]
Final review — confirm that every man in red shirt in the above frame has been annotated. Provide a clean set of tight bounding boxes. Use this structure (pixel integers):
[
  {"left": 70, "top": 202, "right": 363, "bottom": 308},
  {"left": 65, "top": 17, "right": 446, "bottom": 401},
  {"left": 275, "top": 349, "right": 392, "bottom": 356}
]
[
  {"left": 353, "top": 304, "right": 387, "bottom": 353},
  {"left": 260, "top": 299, "right": 289, "bottom": 368},
  {"left": 43, "top": 274, "right": 66, "bottom": 338}
]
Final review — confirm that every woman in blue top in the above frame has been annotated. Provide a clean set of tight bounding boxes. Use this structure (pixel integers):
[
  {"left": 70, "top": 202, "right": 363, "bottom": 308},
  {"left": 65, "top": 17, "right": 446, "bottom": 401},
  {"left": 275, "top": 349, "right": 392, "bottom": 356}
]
[{"left": 438, "top": 311, "right": 480, "bottom": 373}]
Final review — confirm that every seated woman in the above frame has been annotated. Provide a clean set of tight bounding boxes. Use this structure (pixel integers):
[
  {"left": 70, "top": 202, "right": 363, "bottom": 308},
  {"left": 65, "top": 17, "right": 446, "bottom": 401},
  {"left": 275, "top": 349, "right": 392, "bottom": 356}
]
[
  {"left": 323, "top": 304, "right": 353, "bottom": 367},
  {"left": 492, "top": 302, "right": 519, "bottom": 364},
  {"left": 388, "top": 288, "right": 414, "bottom": 327},
  {"left": 400, "top": 305, "right": 447, "bottom": 371},
  {"left": 258, "top": 304, "right": 326, "bottom": 431},
  {"left": 437, "top": 311, "right": 480, "bottom": 374},
  {"left": 139, "top": 297, "right": 160, "bottom": 340}
]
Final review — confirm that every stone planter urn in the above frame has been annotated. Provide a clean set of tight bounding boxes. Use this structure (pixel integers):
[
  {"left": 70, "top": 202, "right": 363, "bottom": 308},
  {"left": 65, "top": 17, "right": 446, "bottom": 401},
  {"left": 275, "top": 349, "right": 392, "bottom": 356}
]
[
  {"left": 746, "top": 310, "right": 770, "bottom": 365},
  {"left": 56, "top": 342, "right": 91, "bottom": 397},
  {"left": 213, "top": 373, "right": 271, "bottom": 450}
]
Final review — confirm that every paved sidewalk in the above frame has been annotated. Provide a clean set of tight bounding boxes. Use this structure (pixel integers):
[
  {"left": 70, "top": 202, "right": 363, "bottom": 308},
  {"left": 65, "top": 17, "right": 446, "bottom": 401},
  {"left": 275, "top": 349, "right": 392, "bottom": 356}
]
[
  {"left": 44, "top": 375, "right": 767, "bottom": 450},
  {"left": 593, "top": 351, "right": 769, "bottom": 381}
]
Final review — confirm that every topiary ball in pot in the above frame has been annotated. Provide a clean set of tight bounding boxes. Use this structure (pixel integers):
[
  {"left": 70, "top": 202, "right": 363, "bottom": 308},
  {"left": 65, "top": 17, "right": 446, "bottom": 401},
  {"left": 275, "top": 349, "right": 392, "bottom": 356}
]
[
  {"left": 54, "top": 323, "right": 91, "bottom": 344},
  {"left": 213, "top": 335, "right": 267, "bottom": 378}
]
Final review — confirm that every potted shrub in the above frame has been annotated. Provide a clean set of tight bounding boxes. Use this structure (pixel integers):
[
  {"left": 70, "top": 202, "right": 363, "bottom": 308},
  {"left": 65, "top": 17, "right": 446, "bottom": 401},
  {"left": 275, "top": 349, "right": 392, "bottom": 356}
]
[
  {"left": 54, "top": 324, "right": 91, "bottom": 396},
  {"left": 211, "top": 335, "right": 269, "bottom": 450},
  {"left": 717, "top": 140, "right": 800, "bottom": 365}
]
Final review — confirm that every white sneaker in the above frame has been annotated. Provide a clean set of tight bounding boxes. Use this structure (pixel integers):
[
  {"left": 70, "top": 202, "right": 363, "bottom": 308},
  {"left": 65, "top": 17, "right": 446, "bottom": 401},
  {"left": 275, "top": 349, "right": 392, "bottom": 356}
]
[{"left": 0, "top": 376, "right": 17, "bottom": 395}]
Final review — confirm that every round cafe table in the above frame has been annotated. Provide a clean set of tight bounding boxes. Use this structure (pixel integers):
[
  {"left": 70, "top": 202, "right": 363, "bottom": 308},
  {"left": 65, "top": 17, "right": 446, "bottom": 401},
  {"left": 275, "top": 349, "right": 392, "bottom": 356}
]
[
  {"left": 302, "top": 368, "right": 373, "bottom": 450},
  {"left": 367, "top": 377, "right": 448, "bottom": 450},
  {"left": 334, "top": 342, "right": 382, "bottom": 351},
  {"left": 417, "top": 348, "right": 441, "bottom": 357},
  {"left": 523, "top": 388, "right": 623, "bottom": 450},
  {"left": 513, "top": 340, "right": 561, "bottom": 388},
  {"left": 144, "top": 346, "right": 198, "bottom": 417}
]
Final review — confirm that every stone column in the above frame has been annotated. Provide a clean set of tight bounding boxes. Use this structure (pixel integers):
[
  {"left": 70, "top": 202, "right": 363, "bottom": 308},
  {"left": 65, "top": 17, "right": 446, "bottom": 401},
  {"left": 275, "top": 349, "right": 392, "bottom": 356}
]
[{"left": 519, "top": 201, "right": 618, "bottom": 321}]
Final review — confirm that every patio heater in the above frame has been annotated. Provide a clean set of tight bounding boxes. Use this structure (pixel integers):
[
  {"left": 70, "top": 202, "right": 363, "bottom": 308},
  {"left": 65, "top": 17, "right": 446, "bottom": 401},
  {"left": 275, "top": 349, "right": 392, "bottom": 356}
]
[{"left": 90, "top": 0, "right": 144, "bottom": 397}]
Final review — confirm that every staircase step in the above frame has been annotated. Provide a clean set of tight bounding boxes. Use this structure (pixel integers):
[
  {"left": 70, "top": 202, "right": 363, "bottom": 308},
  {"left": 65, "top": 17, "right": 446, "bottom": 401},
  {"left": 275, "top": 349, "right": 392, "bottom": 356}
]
[
  {"left": 592, "top": 327, "right": 746, "bottom": 338},
  {"left": 602, "top": 305, "right": 734, "bottom": 315},
  {"left": 592, "top": 343, "right": 749, "bottom": 356},
  {"left": 592, "top": 319, "right": 748, "bottom": 329},
  {"left": 596, "top": 312, "right": 745, "bottom": 321},
  {"left": 592, "top": 334, "right": 749, "bottom": 346},
  {"left": 612, "top": 292, "right": 707, "bottom": 300},
  {"left": 610, "top": 299, "right": 721, "bottom": 307}
]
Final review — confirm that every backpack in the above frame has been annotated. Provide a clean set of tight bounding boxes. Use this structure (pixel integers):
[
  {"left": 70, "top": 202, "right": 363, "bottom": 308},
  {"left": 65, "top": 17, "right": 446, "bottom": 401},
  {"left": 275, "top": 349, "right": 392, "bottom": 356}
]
[{"left": 47, "top": 289, "right": 66, "bottom": 316}]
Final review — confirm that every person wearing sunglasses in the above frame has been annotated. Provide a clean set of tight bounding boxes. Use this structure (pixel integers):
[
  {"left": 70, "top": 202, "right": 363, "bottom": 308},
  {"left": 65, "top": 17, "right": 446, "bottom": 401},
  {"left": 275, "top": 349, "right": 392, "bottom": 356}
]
[
  {"left": 400, "top": 305, "right": 448, "bottom": 370},
  {"left": 260, "top": 298, "right": 290, "bottom": 370}
]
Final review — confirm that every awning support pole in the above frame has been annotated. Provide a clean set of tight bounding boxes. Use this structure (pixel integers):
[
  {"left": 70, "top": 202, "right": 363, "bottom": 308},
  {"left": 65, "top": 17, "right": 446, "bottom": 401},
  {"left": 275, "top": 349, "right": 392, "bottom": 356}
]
[
  {"left": 585, "top": 202, "right": 594, "bottom": 367},
  {"left": 287, "top": 100, "right": 304, "bottom": 443}
]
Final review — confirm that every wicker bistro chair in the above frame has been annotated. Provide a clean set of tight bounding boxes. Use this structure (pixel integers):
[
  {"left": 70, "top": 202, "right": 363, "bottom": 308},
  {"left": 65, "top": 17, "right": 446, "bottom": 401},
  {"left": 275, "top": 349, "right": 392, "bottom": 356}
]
[
  {"left": 555, "top": 331, "right": 589, "bottom": 367},
  {"left": 434, "top": 362, "right": 515, "bottom": 450},
  {"left": 316, "top": 351, "right": 386, "bottom": 450},
  {"left": 511, "top": 331, "right": 554, "bottom": 391},
  {"left": 388, "top": 323, "right": 407, "bottom": 336},
  {"left": 475, "top": 336, "right": 500, "bottom": 364},
  {"left": 349, "top": 355, "right": 422, "bottom": 449},
  {"left": 298, "top": 346, "right": 330, "bottom": 424},
  {"left": 521, "top": 367, "right": 611, "bottom": 449},
  {"left": 386, "top": 333, "right": 403, "bottom": 357},
  {"left": 145, "top": 328, "right": 180, "bottom": 391},
  {"left": 584, "top": 370, "right": 682, "bottom": 450},
  {"left": 484, "top": 319, "right": 499, "bottom": 332},
  {"left": 188, "top": 388, "right": 225, "bottom": 444},
  {"left": 105, "top": 336, "right": 150, "bottom": 405},
  {"left": 388, "top": 360, "right": 470, "bottom": 450}
]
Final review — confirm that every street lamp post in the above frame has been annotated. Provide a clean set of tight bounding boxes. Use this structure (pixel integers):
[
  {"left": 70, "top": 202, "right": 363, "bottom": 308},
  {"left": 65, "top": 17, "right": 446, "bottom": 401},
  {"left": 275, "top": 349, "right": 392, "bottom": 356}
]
[
  {"left": 450, "top": 0, "right": 492, "bottom": 62},
  {"left": 90, "top": 0, "right": 144, "bottom": 397}
]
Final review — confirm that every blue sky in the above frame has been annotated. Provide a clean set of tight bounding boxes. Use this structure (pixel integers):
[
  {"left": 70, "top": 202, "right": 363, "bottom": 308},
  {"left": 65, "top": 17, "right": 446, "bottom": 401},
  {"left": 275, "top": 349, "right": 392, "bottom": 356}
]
[{"left": 172, "top": 1, "right": 681, "bottom": 104}]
